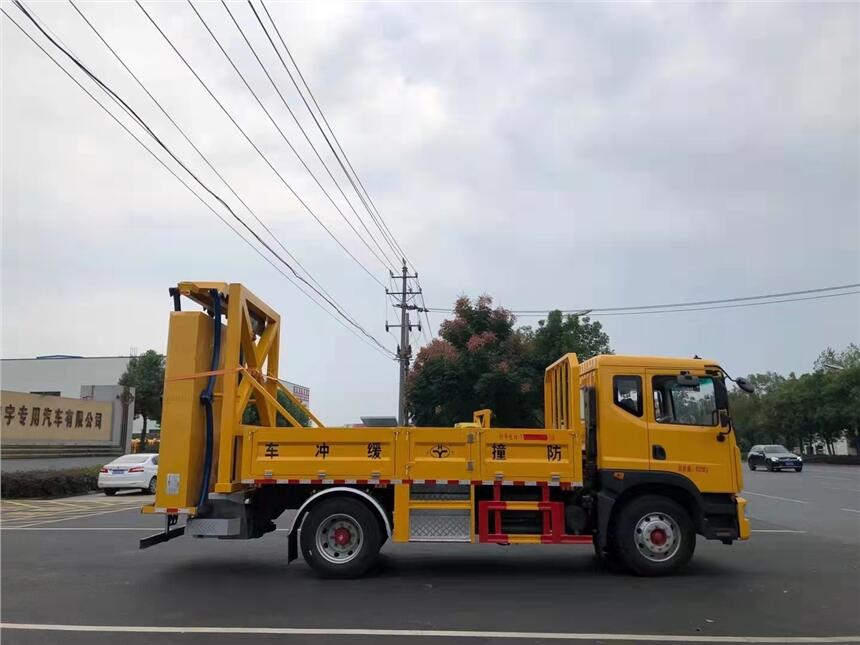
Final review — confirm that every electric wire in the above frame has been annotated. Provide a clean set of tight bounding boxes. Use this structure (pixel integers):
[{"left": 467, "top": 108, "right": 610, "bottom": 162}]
[
  {"left": 427, "top": 283, "right": 860, "bottom": 316},
  {"left": 257, "top": 0, "right": 410, "bottom": 267},
  {"left": 587, "top": 289, "right": 860, "bottom": 317},
  {"left": 206, "top": 0, "right": 398, "bottom": 274},
  {"left": 135, "top": 0, "right": 386, "bottom": 289},
  {"left": 9, "top": 1, "right": 394, "bottom": 355},
  {"left": 0, "top": 6, "right": 394, "bottom": 360},
  {"left": 67, "top": 0, "right": 365, "bottom": 333},
  {"left": 240, "top": 0, "right": 401, "bottom": 271}
]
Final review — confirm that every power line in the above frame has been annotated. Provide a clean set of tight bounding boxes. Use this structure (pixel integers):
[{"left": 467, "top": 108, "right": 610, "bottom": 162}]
[
  {"left": 206, "top": 0, "right": 398, "bottom": 273},
  {"left": 427, "top": 283, "right": 860, "bottom": 316},
  {"left": 257, "top": 0, "right": 410, "bottom": 267},
  {"left": 242, "top": 0, "right": 401, "bottom": 271},
  {"left": 9, "top": 0, "right": 394, "bottom": 356},
  {"left": 67, "top": 0, "right": 362, "bottom": 333},
  {"left": 1, "top": 5, "right": 393, "bottom": 361},
  {"left": 135, "top": 0, "right": 386, "bottom": 289},
  {"left": 590, "top": 290, "right": 860, "bottom": 317}
]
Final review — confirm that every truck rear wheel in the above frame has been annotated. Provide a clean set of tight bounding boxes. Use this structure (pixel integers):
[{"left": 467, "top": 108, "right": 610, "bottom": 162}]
[
  {"left": 300, "top": 496, "right": 381, "bottom": 579},
  {"left": 613, "top": 495, "right": 695, "bottom": 576}
]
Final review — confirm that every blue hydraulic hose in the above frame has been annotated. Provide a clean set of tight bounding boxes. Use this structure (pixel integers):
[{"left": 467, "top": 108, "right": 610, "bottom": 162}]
[{"left": 196, "top": 289, "right": 222, "bottom": 513}]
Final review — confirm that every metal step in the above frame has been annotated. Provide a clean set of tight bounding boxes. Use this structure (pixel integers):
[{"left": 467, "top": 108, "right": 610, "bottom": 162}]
[
  {"left": 409, "top": 483, "right": 470, "bottom": 501},
  {"left": 409, "top": 508, "right": 471, "bottom": 542}
]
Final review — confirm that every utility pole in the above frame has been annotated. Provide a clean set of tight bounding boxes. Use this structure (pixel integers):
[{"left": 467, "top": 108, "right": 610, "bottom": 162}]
[{"left": 386, "top": 259, "right": 426, "bottom": 426}]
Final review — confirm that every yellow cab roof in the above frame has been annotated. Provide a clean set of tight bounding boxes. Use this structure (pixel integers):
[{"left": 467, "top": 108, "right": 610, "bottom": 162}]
[{"left": 578, "top": 354, "right": 720, "bottom": 373}]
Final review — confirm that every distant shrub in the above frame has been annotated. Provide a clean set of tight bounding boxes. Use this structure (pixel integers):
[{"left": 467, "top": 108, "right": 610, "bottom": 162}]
[{"left": 1, "top": 466, "right": 101, "bottom": 499}]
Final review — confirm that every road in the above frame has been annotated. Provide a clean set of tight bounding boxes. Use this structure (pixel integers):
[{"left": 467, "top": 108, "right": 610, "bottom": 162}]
[
  {"left": 743, "top": 463, "right": 860, "bottom": 544},
  {"left": 1, "top": 464, "right": 858, "bottom": 644}
]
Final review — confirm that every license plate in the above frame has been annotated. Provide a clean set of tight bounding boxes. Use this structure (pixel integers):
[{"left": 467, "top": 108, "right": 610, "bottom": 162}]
[{"left": 111, "top": 469, "right": 125, "bottom": 474}]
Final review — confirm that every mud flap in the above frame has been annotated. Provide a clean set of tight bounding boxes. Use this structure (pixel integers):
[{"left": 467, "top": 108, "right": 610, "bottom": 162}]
[{"left": 287, "top": 527, "right": 298, "bottom": 563}]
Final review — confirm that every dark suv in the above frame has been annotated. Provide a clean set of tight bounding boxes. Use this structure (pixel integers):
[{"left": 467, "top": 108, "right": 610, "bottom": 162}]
[{"left": 748, "top": 445, "right": 803, "bottom": 472}]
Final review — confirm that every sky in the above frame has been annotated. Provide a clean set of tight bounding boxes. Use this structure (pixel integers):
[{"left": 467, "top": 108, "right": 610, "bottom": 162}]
[{"left": 2, "top": 1, "right": 858, "bottom": 425}]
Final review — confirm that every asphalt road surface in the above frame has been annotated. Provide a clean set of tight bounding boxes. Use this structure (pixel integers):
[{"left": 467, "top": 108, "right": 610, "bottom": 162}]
[{"left": 1, "top": 464, "right": 858, "bottom": 644}]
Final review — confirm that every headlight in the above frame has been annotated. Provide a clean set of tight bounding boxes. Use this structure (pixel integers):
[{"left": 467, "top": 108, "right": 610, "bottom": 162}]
[
  {"left": 797, "top": 456, "right": 803, "bottom": 461},
  {"left": 770, "top": 457, "right": 779, "bottom": 462}
]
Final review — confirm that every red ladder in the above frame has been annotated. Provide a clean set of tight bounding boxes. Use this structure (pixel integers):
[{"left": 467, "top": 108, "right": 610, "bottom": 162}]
[{"left": 477, "top": 482, "right": 592, "bottom": 544}]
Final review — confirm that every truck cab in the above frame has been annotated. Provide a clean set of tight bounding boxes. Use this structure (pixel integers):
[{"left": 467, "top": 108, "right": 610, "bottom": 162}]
[{"left": 547, "top": 354, "right": 750, "bottom": 574}]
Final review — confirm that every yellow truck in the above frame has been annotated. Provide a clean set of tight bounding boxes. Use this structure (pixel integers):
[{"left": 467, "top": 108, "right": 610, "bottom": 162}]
[{"left": 141, "top": 281, "right": 752, "bottom": 577}]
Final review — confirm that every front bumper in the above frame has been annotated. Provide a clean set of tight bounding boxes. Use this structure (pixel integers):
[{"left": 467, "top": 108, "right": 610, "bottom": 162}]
[
  {"left": 735, "top": 495, "right": 750, "bottom": 540},
  {"left": 98, "top": 473, "right": 150, "bottom": 489}
]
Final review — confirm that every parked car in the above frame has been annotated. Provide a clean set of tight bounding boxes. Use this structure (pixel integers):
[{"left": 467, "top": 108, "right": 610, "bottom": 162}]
[
  {"left": 748, "top": 445, "right": 803, "bottom": 472},
  {"left": 98, "top": 454, "right": 158, "bottom": 495}
]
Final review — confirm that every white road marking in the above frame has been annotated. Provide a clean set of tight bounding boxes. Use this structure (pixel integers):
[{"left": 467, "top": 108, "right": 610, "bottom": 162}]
[
  {"left": 0, "top": 527, "right": 155, "bottom": 531},
  {"left": 806, "top": 475, "right": 857, "bottom": 482},
  {"left": 1, "top": 623, "right": 857, "bottom": 643},
  {"left": 751, "top": 529, "right": 805, "bottom": 533},
  {"left": 839, "top": 508, "right": 860, "bottom": 514},
  {"left": 823, "top": 486, "right": 860, "bottom": 493},
  {"left": 0, "top": 526, "right": 290, "bottom": 531},
  {"left": 743, "top": 491, "right": 808, "bottom": 504},
  {"left": 11, "top": 505, "right": 143, "bottom": 528}
]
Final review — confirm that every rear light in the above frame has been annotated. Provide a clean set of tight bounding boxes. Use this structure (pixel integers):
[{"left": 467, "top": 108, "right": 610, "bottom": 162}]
[
  {"left": 100, "top": 467, "right": 108, "bottom": 473},
  {"left": 128, "top": 466, "right": 145, "bottom": 473}
]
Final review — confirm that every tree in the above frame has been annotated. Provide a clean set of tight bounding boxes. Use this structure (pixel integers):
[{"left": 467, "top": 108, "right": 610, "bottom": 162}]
[
  {"left": 118, "top": 350, "right": 165, "bottom": 453},
  {"left": 814, "top": 343, "right": 860, "bottom": 371},
  {"left": 407, "top": 296, "right": 612, "bottom": 427},
  {"left": 730, "top": 344, "right": 860, "bottom": 455},
  {"left": 243, "top": 390, "right": 311, "bottom": 427}
]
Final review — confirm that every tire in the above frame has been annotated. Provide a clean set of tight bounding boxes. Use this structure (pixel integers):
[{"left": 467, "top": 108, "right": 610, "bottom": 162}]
[
  {"left": 612, "top": 495, "right": 695, "bottom": 576},
  {"left": 795, "top": 466, "right": 802, "bottom": 472},
  {"left": 146, "top": 477, "right": 157, "bottom": 494},
  {"left": 766, "top": 462, "right": 774, "bottom": 472},
  {"left": 748, "top": 461, "right": 756, "bottom": 471},
  {"left": 103, "top": 488, "right": 117, "bottom": 496},
  {"left": 300, "top": 496, "right": 381, "bottom": 579}
]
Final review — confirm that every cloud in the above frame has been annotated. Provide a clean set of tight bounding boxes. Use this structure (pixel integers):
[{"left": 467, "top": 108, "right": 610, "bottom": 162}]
[{"left": 2, "top": 1, "right": 858, "bottom": 423}]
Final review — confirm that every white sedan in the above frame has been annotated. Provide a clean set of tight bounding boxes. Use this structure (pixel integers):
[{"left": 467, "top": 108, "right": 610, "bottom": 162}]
[{"left": 98, "top": 454, "right": 158, "bottom": 495}]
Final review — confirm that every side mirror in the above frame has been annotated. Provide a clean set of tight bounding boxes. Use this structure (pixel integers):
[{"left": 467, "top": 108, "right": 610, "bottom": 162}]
[
  {"left": 676, "top": 373, "right": 700, "bottom": 387},
  {"left": 736, "top": 377, "right": 755, "bottom": 394}
]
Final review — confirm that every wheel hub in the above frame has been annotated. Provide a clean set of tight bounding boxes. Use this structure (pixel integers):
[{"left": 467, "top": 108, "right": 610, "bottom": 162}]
[
  {"left": 634, "top": 512, "right": 681, "bottom": 562},
  {"left": 333, "top": 527, "right": 351, "bottom": 546},
  {"left": 650, "top": 528, "right": 667, "bottom": 546},
  {"left": 315, "top": 513, "right": 364, "bottom": 564}
]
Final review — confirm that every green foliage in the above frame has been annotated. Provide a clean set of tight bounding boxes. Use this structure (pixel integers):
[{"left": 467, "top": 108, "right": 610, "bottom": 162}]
[
  {"left": 407, "top": 295, "right": 611, "bottom": 427},
  {"left": 730, "top": 346, "right": 860, "bottom": 454},
  {"left": 118, "top": 350, "right": 165, "bottom": 425},
  {"left": 813, "top": 343, "right": 860, "bottom": 371},
  {"left": 243, "top": 389, "right": 311, "bottom": 427},
  {"left": 1, "top": 466, "right": 101, "bottom": 498}
]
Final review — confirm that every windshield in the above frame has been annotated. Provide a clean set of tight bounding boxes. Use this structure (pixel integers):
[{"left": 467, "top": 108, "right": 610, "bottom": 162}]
[{"left": 763, "top": 445, "right": 790, "bottom": 454}]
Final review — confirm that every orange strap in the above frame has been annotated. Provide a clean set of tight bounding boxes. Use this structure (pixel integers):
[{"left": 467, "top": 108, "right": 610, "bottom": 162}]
[{"left": 167, "top": 366, "right": 263, "bottom": 382}]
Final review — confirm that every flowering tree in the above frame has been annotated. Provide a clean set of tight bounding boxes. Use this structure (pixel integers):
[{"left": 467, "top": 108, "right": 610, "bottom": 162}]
[{"left": 407, "top": 296, "right": 611, "bottom": 427}]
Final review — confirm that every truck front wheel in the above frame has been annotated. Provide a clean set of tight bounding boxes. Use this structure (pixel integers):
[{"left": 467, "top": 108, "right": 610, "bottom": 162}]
[
  {"left": 300, "top": 496, "right": 381, "bottom": 579},
  {"left": 613, "top": 495, "right": 695, "bottom": 576}
]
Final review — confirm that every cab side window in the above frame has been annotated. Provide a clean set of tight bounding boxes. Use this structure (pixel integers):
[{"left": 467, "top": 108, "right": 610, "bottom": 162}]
[{"left": 613, "top": 375, "right": 642, "bottom": 417}]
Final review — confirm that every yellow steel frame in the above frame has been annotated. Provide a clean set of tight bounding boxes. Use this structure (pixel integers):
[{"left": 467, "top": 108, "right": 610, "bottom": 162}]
[
  {"left": 173, "top": 282, "right": 321, "bottom": 495},
  {"left": 544, "top": 353, "right": 580, "bottom": 432}
]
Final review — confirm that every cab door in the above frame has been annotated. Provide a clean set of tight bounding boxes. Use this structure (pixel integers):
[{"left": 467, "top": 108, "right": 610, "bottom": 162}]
[
  {"left": 645, "top": 370, "right": 736, "bottom": 493},
  {"left": 596, "top": 366, "right": 650, "bottom": 473}
]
